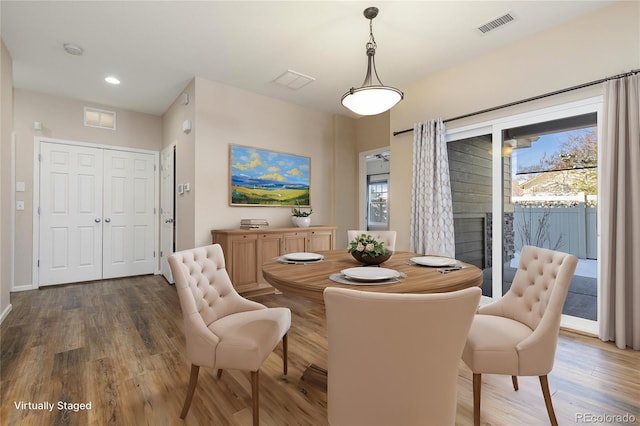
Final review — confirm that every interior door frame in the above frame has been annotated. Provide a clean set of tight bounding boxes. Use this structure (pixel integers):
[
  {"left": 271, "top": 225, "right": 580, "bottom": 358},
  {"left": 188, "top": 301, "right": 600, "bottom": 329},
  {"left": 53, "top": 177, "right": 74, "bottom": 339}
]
[
  {"left": 358, "top": 147, "right": 390, "bottom": 231},
  {"left": 160, "top": 142, "right": 176, "bottom": 283},
  {"left": 32, "top": 136, "right": 160, "bottom": 289},
  {"left": 446, "top": 96, "right": 603, "bottom": 334}
]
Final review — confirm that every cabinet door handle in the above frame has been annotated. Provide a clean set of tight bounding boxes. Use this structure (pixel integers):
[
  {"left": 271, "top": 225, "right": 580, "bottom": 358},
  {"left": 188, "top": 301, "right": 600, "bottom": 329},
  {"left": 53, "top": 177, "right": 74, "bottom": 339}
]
[
  {"left": 94, "top": 218, "right": 101, "bottom": 223},
  {"left": 105, "top": 218, "right": 111, "bottom": 223}
]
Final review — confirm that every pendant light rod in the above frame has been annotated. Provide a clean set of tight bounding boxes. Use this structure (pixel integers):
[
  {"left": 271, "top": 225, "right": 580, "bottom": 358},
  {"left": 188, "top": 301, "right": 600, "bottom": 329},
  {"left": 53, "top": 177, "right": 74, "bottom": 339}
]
[
  {"left": 341, "top": 6, "right": 404, "bottom": 116},
  {"left": 361, "top": 8, "right": 382, "bottom": 87}
]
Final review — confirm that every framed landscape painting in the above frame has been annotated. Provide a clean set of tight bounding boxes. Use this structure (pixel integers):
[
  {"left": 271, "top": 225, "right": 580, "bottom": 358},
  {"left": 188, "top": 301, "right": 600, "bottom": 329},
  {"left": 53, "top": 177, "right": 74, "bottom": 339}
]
[{"left": 229, "top": 145, "right": 310, "bottom": 206}]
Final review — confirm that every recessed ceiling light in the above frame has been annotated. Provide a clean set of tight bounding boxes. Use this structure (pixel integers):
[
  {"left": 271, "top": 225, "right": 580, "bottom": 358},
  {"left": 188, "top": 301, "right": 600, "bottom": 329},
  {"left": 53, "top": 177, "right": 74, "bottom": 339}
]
[
  {"left": 105, "top": 76, "right": 120, "bottom": 85},
  {"left": 63, "top": 43, "right": 83, "bottom": 56}
]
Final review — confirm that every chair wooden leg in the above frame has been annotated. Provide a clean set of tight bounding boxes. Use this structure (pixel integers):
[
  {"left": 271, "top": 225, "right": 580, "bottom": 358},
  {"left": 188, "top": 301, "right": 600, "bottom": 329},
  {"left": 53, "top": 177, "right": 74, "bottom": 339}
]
[
  {"left": 251, "top": 371, "right": 260, "bottom": 426},
  {"left": 217, "top": 369, "right": 223, "bottom": 379},
  {"left": 282, "top": 333, "right": 288, "bottom": 375},
  {"left": 180, "top": 364, "right": 199, "bottom": 419},
  {"left": 540, "top": 375, "right": 558, "bottom": 426},
  {"left": 512, "top": 375, "right": 519, "bottom": 391},
  {"left": 473, "top": 373, "right": 481, "bottom": 426}
]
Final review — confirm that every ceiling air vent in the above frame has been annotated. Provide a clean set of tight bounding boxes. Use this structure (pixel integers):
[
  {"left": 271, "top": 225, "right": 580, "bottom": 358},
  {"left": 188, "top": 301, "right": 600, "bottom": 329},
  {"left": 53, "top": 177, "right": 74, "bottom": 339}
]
[
  {"left": 273, "top": 69, "right": 316, "bottom": 90},
  {"left": 477, "top": 12, "right": 515, "bottom": 35}
]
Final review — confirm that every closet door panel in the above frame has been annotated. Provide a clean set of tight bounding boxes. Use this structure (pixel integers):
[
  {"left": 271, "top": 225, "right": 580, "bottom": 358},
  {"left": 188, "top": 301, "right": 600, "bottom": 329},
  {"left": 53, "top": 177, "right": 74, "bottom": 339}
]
[
  {"left": 39, "top": 143, "right": 103, "bottom": 286},
  {"left": 103, "top": 150, "right": 156, "bottom": 279}
]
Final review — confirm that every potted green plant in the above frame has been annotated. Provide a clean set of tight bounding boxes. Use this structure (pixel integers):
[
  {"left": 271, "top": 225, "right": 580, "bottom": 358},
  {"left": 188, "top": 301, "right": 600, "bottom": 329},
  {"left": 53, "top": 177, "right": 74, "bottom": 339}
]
[
  {"left": 291, "top": 205, "right": 313, "bottom": 227},
  {"left": 348, "top": 233, "right": 392, "bottom": 265}
]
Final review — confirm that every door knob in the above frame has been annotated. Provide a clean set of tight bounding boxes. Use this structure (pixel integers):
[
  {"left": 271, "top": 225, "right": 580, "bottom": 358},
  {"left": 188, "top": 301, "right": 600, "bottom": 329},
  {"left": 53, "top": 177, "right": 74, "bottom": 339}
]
[
  {"left": 104, "top": 218, "right": 111, "bottom": 223},
  {"left": 95, "top": 218, "right": 101, "bottom": 223}
]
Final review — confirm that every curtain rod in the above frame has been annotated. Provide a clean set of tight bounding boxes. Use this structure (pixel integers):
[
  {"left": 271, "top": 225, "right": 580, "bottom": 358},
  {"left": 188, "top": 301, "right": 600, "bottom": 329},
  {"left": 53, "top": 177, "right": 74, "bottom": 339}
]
[{"left": 392, "top": 68, "right": 640, "bottom": 137}]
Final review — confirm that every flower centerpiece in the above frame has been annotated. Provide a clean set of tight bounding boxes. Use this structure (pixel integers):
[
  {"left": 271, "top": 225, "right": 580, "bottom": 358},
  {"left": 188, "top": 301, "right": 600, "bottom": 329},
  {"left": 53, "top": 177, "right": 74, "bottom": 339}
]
[
  {"left": 291, "top": 205, "right": 312, "bottom": 227},
  {"left": 348, "top": 233, "right": 392, "bottom": 265}
]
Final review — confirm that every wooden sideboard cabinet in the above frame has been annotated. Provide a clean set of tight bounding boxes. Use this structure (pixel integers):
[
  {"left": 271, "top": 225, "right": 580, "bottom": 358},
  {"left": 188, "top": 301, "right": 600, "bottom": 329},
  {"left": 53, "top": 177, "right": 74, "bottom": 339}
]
[{"left": 211, "top": 226, "right": 336, "bottom": 296}]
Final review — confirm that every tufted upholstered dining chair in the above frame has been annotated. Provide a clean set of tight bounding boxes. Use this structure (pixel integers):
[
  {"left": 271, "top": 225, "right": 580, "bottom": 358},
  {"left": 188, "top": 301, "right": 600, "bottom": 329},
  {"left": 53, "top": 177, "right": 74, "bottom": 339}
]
[
  {"left": 324, "top": 286, "right": 481, "bottom": 426},
  {"left": 347, "top": 230, "right": 397, "bottom": 252},
  {"left": 462, "top": 245, "right": 577, "bottom": 426},
  {"left": 168, "top": 244, "right": 291, "bottom": 425}
]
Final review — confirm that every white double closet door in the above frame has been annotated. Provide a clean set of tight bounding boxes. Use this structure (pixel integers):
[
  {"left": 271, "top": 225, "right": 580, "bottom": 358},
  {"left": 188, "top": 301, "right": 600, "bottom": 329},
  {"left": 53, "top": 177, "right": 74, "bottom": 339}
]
[{"left": 38, "top": 141, "right": 156, "bottom": 286}]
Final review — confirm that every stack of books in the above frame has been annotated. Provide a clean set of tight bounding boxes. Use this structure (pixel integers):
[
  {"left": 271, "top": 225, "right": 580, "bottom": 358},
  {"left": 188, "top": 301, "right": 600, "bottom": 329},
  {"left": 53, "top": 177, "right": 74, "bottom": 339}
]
[{"left": 240, "top": 219, "right": 269, "bottom": 229}]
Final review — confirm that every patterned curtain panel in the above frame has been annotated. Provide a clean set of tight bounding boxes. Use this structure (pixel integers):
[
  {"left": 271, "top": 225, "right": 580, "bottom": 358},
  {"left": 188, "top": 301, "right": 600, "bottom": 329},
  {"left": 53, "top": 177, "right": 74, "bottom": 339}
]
[
  {"left": 410, "top": 119, "right": 455, "bottom": 257},
  {"left": 600, "top": 73, "right": 640, "bottom": 350}
]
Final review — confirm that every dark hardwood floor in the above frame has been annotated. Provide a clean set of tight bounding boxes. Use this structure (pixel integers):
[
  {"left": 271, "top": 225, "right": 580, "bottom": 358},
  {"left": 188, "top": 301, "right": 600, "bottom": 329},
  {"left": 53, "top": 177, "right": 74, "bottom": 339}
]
[{"left": 1, "top": 275, "right": 638, "bottom": 425}]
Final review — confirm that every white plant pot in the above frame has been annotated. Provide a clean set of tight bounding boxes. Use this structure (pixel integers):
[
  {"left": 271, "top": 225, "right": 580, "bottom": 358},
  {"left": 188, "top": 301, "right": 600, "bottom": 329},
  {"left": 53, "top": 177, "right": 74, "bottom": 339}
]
[{"left": 292, "top": 216, "right": 311, "bottom": 228}]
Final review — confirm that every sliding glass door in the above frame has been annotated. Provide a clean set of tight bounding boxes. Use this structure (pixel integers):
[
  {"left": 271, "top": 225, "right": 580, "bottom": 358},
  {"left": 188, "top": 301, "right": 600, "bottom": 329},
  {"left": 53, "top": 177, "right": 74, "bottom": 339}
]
[
  {"left": 501, "top": 113, "right": 598, "bottom": 325},
  {"left": 448, "top": 97, "right": 602, "bottom": 333}
]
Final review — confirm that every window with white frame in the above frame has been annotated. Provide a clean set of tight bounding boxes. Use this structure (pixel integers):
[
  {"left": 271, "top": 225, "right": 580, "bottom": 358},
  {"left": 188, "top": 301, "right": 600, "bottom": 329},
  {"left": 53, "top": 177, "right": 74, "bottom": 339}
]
[{"left": 367, "top": 174, "right": 389, "bottom": 229}]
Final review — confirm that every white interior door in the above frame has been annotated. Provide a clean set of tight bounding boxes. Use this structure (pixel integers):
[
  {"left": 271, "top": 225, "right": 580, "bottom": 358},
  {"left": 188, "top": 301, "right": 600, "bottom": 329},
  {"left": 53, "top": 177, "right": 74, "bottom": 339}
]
[
  {"left": 103, "top": 150, "right": 156, "bottom": 279},
  {"left": 160, "top": 144, "right": 175, "bottom": 283},
  {"left": 39, "top": 142, "right": 103, "bottom": 286}
]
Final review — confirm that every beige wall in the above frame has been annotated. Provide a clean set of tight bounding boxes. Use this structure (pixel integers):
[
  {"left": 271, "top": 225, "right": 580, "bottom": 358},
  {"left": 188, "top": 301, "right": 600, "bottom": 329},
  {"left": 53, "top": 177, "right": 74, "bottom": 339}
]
[
  {"left": 10, "top": 74, "right": 357, "bottom": 289},
  {"left": 356, "top": 111, "right": 390, "bottom": 153},
  {"left": 355, "top": 112, "right": 391, "bottom": 229},
  {"left": 390, "top": 1, "right": 640, "bottom": 251},
  {"left": 332, "top": 114, "right": 358, "bottom": 248},
  {"left": 190, "top": 76, "right": 354, "bottom": 248},
  {"left": 1, "top": 39, "right": 13, "bottom": 320},
  {"left": 12, "top": 89, "right": 162, "bottom": 287}
]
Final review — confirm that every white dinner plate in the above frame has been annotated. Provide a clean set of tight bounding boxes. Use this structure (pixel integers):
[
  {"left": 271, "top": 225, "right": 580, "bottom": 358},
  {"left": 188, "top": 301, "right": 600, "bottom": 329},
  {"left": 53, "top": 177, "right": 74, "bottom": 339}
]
[
  {"left": 410, "top": 256, "right": 458, "bottom": 267},
  {"left": 341, "top": 267, "right": 400, "bottom": 282},
  {"left": 283, "top": 252, "right": 324, "bottom": 262}
]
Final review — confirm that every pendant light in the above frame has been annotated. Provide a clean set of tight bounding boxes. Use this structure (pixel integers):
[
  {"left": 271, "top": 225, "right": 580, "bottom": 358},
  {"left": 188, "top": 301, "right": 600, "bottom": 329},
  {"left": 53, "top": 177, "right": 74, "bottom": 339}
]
[{"left": 341, "top": 7, "right": 404, "bottom": 116}]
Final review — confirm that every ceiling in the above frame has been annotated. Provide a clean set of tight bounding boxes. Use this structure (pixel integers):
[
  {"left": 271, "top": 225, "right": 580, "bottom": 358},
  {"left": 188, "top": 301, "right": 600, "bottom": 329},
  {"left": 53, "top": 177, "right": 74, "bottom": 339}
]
[{"left": 1, "top": 1, "right": 614, "bottom": 117}]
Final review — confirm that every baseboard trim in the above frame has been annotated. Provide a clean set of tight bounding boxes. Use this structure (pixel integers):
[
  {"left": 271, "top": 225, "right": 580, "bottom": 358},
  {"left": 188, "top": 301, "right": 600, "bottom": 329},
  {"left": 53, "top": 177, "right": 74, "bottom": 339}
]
[
  {"left": 0, "top": 303, "right": 12, "bottom": 324},
  {"left": 11, "top": 284, "right": 35, "bottom": 292}
]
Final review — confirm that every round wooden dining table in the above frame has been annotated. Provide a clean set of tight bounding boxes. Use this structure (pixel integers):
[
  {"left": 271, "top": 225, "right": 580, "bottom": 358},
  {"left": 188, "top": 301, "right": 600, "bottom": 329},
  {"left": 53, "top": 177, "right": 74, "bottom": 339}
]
[
  {"left": 262, "top": 250, "right": 483, "bottom": 305},
  {"left": 262, "top": 250, "right": 483, "bottom": 389}
]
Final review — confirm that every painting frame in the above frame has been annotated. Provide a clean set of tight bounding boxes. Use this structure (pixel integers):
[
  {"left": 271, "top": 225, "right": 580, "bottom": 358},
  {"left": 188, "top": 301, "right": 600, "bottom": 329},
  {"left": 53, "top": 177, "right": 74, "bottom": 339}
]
[{"left": 229, "top": 144, "right": 311, "bottom": 207}]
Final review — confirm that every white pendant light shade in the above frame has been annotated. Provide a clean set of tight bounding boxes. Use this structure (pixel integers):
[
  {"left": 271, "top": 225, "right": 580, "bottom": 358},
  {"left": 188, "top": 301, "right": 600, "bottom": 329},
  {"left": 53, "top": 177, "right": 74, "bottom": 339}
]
[
  {"left": 341, "top": 86, "right": 403, "bottom": 116},
  {"left": 341, "top": 7, "right": 403, "bottom": 116}
]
